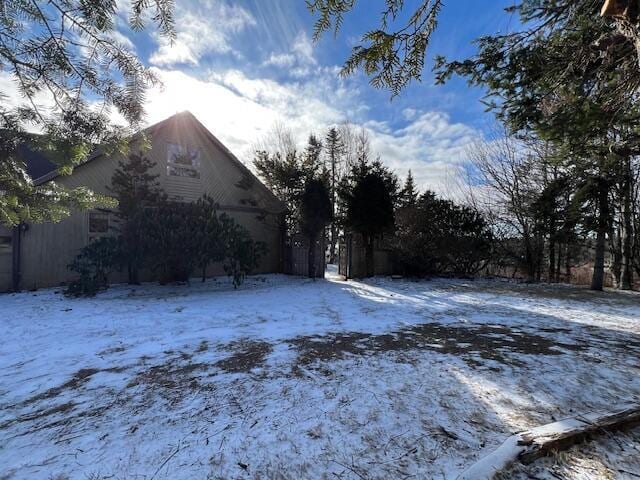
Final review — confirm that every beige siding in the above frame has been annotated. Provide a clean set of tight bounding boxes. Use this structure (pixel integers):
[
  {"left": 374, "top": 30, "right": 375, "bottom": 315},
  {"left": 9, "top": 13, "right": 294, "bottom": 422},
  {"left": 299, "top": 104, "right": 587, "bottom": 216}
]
[{"left": 8, "top": 112, "right": 284, "bottom": 291}]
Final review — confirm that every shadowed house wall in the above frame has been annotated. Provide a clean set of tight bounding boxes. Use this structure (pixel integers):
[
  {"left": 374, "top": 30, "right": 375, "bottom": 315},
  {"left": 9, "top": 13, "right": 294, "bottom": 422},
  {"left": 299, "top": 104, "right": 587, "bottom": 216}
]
[{"left": 2, "top": 112, "right": 285, "bottom": 292}]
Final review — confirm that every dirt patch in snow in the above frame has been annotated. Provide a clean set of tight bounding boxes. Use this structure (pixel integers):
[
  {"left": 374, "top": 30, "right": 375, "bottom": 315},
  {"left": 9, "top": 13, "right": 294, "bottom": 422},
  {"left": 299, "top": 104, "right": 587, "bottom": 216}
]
[
  {"left": 22, "top": 367, "right": 126, "bottom": 406},
  {"left": 290, "top": 323, "right": 584, "bottom": 371},
  {"left": 127, "top": 356, "right": 210, "bottom": 404},
  {"left": 215, "top": 340, "right": 273, "bottom": 374}
]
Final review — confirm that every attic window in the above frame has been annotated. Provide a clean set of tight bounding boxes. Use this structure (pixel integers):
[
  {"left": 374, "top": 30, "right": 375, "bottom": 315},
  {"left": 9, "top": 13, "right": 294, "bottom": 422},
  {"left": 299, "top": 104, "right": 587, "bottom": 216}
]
[
  {"left": 167, "top": 143, "right": 201, "bottom": 179},
  {"left": 88, "top": 211, "right": 110, "bottom": 241}
]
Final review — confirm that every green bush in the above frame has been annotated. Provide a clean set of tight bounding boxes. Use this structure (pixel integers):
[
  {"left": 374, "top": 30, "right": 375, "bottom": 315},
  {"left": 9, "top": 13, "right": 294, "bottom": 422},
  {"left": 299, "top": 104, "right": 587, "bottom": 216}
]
[
  {"left": 65, "top": 236, "right": 120, "bottom": 297},
  {"left": 221, "top": 214, "right": 266, "bottom": 287},
  {"left": 394, "top": 191, "right": 493, "bottom": 277},
  {"left": 141, "top": 196, "right": 267, "bottom": 286}
]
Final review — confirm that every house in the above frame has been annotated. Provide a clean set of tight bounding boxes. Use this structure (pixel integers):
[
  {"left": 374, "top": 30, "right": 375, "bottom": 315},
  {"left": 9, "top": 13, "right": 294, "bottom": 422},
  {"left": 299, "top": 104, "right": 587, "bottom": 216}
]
[{"left": 0, "top": 112, "right": 285, "bottom": 292}]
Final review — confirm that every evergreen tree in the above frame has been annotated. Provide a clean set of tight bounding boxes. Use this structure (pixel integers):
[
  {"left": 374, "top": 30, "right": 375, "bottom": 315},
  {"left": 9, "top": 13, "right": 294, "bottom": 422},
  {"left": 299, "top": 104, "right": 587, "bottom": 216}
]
[
  {"left": 65, "top": 236, "right": 121, "bottom": 297},
  {"left": 300, "top": 178, "right": 333, "bottom": 278},
  {"left": 308, "top": 0, "right": 444, "bottom": 95},
  {"left": 437, "top": 1, "right": 639, "bottom": 290},
  {"left": 325, "top": 127, "right": 346, "bottom": 264},
  {"left": 142, "top": 198, "right": 200, "bottom": 284},
  {"left": 1, "top": 0, "right": 174, "bottom": 227},
  {"left": 399, "top": 170, "right": 419, "bottom": 208},
  {"left": 194, "top": 195, "right": 226, "bottom": 282},
  {"left": 109, "top": 154, "right": 161, "bottom": 284},
  {"left": 221, "top": 216, "right": 266, "bottom": 288},
  {"left": 303, "top": 134, "right": 324, "bottom": 175},
  {"left": 254, "top": 150, "right": 310, "bottom": 237},
  {"left": 340, "top": 160, "right": 397, "bottom": 277}
]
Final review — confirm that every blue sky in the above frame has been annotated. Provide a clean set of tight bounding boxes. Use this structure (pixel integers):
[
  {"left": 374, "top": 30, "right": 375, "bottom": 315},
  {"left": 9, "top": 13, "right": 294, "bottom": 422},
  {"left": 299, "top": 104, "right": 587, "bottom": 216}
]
[{"left": 115, "top": 0, "right": 516, "bottom": 193}]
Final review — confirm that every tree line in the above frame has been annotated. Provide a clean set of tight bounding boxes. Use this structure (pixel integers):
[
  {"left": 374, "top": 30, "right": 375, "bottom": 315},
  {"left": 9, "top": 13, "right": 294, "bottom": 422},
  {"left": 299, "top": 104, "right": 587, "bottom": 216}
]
[
  {"left": 311, "top": 0, "right": 640, "bottom": 291},
  {"left": 254, "top": 124, "right": 493, "bottom": 278}
]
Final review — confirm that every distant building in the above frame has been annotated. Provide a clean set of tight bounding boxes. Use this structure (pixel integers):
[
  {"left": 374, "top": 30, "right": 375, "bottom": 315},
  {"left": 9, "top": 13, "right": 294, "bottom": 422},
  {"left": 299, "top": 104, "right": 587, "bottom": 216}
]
[{"left": 0, "top": 112, "right": 285, "bottom": 291}]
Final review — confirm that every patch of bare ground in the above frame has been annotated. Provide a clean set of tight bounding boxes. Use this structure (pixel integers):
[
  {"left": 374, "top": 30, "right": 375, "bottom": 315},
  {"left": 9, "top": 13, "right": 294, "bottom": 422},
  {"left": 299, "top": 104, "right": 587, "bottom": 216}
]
[
  {"left": 215, "top": 340, "right": 273, "bottom": 374},
  {"left": 290, "top": 323, "right": 584, "bottom": 372},
  {"left": 1, "top": 402, "right": 76, "bottom": 428},
  {"left": 22, "top": 367, "right": 126, "bottom": 406},
  {"left": 126, "top": 356, "right": 210, "bottom": 403}
]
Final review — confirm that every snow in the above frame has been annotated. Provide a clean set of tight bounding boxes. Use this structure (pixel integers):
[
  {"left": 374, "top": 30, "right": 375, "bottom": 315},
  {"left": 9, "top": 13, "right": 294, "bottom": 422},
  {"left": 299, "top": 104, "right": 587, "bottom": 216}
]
[{"left": 1, "top": 266, "right": 640, "bottom": 479}]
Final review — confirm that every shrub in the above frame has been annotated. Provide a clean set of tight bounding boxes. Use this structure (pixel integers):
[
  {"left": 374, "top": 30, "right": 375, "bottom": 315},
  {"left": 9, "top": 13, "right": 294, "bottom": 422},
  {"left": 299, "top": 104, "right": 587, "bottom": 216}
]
[
  {"left": 65, "top": 237, "right": 120, "bottom": 297},
  {"left": 221, "top": 214, "right": 266, "bottom": 287},
  {"left": 141, "top": 196, "right": 267, "bottom": 287},
  {"left": 142, "top": 198, "right": 200, "bottom": 284},
  {"left": 394, "top": 191, "right": 492, "bottom": 277}
]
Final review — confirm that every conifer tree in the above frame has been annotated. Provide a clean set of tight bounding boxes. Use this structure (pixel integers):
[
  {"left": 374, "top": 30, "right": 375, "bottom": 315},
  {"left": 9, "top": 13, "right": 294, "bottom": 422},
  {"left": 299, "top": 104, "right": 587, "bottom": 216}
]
[
  {"left": 300, "top": 178, "right": 332, "bottom": 278},
  {"left": 341, "top": 160, "right": 397, "bottom": 276},
  {"left": 194, "top": 195, "right": 227, "bottom": 282},
  {"left": 109, "top": 154, "right": 161, "bottom": 284},
  {"left": 399, "top": 170, "right": 419, "bottom": 208},
  {"left": 325, "top": 127, "right": 345, "bottom": 263}
]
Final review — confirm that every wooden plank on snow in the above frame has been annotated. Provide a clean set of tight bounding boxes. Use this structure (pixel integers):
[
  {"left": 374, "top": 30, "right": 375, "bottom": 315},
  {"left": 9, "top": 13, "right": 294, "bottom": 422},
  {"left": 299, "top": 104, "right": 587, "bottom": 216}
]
[{"left": 456, "top": 402, "right": 640, "bottom": 480}]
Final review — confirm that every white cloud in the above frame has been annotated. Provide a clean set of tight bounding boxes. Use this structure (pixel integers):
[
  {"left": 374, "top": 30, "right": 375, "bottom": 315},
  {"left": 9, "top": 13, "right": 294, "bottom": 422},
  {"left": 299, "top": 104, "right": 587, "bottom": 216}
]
[
  {"left": 291, "top": 32, "right": 316, "bottom": 66},
  {"left": 262, "top": 31, "right": 317, "bottom": 77},
  {"left": 149, "top": 2, "right": 256, "bottom": 66},
  {"left": 107, "top": 30, "right": 135, "bottom": 51},
  {"left": 141, "top": 68, "right": 480, "bottom": 196},
  {"left": 263, "top": 53, "right": 296, "bottom": 68}
]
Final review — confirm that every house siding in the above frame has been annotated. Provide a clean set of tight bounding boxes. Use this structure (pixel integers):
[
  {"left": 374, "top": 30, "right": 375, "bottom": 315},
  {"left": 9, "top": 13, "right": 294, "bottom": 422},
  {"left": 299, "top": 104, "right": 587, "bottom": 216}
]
[
  {"left": 0, "top": 226, "right": 12, "bottom": 291},
  {"left": 5, "top": 112, "right": 284, "bottom": 292}
]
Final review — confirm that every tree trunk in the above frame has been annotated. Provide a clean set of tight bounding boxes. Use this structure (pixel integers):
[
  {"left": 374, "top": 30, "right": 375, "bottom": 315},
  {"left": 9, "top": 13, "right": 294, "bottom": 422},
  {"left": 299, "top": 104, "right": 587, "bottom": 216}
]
[
  {"left": 555, "top": 242, "right": 562, "bottom": 283},
  {"left": 591, "top": 182, "right": 609, "bottom": 291},
  {"left": 620, "top": 157, "right": 634, "bottom": 290},
  {"left": 548, "top": 236, "right": 556, "bottom": 283},
  {"left": 610, "top": 227, "right": 622, "bottom": 287},
  {"left": 365, "top": 235, "right": 375, "bottom": 277},
  {"left": 128, "top": 262, "right": 140, "bottom": 285},
  {"left": 565, "top": 242, "right": 572, "bottom": 284},
  {"left": 329, "top": 224, "right": 337, "bottom": 264},
  {"left": 523, "top": 231, "right": 536, "bottom": 282},
  {"left": 329, "top": 152, "right": 337, "bottom": 265},
  {"left": 308, "top": 233, "right": 317, "bottom": 279}
]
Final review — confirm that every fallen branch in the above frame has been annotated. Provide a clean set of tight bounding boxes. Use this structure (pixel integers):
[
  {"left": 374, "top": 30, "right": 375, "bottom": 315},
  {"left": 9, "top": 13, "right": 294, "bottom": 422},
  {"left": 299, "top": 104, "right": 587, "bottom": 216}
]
[{"left": 457, "top": 402, "right": 640, "bottom": 480}]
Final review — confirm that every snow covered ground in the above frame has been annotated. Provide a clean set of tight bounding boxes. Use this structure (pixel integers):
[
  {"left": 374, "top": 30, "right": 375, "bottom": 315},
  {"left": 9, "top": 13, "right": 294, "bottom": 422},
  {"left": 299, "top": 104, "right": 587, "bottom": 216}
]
[{"left": 1, "top": 266, "right": 640, "bottom": 479}]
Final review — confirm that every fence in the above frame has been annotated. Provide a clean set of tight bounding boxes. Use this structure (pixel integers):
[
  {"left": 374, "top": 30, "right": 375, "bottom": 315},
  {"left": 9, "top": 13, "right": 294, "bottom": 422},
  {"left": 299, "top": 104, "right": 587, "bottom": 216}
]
[
  {"left": 338, "top": 234, "right": 393, "bottom": 279},
  {"left": 284, "top": 234, "right": 325, "bottom": 278}
]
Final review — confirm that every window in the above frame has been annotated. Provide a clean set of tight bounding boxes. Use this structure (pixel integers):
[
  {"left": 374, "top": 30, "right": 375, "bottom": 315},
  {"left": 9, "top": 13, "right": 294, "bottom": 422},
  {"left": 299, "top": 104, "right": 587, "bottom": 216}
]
[
  {"left": 0, "top": 235, "right": 11, "bottom": 253},
  {"left": 88, "top": 212, "right": 110, "bottom": 241},
  {"left": 167, "top": 143, "right": 201, "bottom": 179}
]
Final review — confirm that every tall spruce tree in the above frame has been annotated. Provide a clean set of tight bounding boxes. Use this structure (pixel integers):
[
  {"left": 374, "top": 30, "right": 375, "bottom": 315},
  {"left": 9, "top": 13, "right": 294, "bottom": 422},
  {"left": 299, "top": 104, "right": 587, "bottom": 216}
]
[
  {"left": 399, "top": 170, "right": 419, "bottom": 208},
  {"left": 109, "top": 154, "right": 161, "bottom": 284},
  {"left": 325, "top": 127, "right": 345, "bottom": 263}
]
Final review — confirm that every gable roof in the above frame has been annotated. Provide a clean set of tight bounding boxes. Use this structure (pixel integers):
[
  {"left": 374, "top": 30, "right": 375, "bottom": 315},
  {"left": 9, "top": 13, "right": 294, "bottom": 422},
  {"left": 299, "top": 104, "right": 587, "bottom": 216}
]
[
  {"left": 19, "top": 142, "right": 57, "bottom": 180},
  {"left": 32, "top": 111, "right": 284, "bottom": 213}
]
